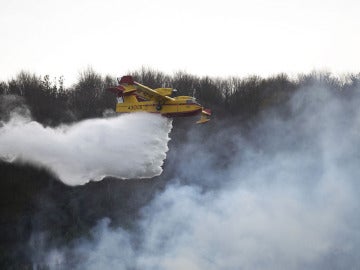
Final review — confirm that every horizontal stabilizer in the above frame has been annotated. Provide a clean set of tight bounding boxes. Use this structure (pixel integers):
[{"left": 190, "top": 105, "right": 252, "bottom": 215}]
[
  {"left": 106, "top": 84, "right": 137, "bottom": 96},
  {"left": 106, "top": 86, "right": 123, "bottom": 96}
]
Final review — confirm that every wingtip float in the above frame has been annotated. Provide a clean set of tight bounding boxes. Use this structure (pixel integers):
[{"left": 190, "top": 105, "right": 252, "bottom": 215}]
[{"left": 106, "top": 75, "right": 211, "bottom": 124}]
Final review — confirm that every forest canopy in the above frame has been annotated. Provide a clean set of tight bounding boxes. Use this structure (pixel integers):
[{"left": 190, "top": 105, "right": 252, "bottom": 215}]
[{"left": 1, "top": 68, "right": 359, "bottom": 126}]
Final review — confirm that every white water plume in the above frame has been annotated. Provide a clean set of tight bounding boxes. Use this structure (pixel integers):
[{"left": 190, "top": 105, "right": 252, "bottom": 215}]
[
  {"left": 0, "top": 112, "right": 172, "bottom": 185},
  {"left": 37, "top": 84, "right": 360, "bottom": 270}
]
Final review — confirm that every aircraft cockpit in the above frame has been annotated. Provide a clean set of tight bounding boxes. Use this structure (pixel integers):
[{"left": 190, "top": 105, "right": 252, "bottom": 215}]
[
  {"left": 186, "top": 97, "right": 200, "bottom": 106},
  {"left": 117, "top": 96, "right": 124, "bottom": 103}
]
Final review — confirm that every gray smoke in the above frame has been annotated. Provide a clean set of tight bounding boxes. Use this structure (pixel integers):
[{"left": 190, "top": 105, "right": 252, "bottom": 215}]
[
  {"left": 0, "top": 94, "right": 31, "bottom": 122},
  {"left": 39, "top": 84, "right": 360, "bottom": 269},
  {"left": 0, "top": 112, "right": 172, "bottom": 185}
]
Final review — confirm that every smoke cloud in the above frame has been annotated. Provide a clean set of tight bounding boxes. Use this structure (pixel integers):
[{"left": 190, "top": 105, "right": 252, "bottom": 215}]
[
  {"left": 36, "top": 84, "right": 360, "bottom": 269},
  {"left": 0, "top": 112, "right": 172, "bottom": 185}
]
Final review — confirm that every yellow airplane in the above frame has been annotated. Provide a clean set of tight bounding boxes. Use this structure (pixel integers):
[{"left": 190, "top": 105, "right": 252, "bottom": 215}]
[{"left": 106, "top": 76, "right": 211, "bottom": 124}]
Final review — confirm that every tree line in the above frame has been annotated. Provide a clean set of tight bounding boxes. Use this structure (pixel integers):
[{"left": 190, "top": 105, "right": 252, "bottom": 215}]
[{"left": 1, "top": 67, "right": 360, "bottom": 126}]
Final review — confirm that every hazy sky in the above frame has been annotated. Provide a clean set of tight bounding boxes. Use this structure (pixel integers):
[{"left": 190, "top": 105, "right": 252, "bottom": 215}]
[{"left": 1, "top": 0, "right": 359, "bottom": 85}]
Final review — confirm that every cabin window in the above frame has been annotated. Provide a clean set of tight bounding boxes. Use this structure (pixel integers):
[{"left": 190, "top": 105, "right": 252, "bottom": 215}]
[{"left": 117, "top": 96, "right": 124, "bottom": 104}]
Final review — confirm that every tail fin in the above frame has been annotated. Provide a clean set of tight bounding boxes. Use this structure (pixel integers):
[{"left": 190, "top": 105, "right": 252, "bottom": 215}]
[
  {"left": 106, "top": 76, "right": 137, "bottom": 96},
  {"left": 118, "top": 75, "right": 134, "bottom": 85}
]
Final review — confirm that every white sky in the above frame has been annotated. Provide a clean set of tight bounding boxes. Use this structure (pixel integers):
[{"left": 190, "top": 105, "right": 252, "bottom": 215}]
[{"left": 1, "top": 0, "right": 359, "bottom": 85}]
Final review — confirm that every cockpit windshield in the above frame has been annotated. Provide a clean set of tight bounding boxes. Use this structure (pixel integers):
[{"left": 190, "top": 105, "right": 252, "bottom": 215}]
[
  {"left": 117, "top": 96, "right": 124, "bottom": 103},
  {"left": 186, "top": 98, "right": 199, "bottom": 105}
]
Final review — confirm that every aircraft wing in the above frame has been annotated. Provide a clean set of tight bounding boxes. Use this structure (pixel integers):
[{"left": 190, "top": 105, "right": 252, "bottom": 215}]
[{"left": 134, "top": 82, "right": 175, "bottom": 102}]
